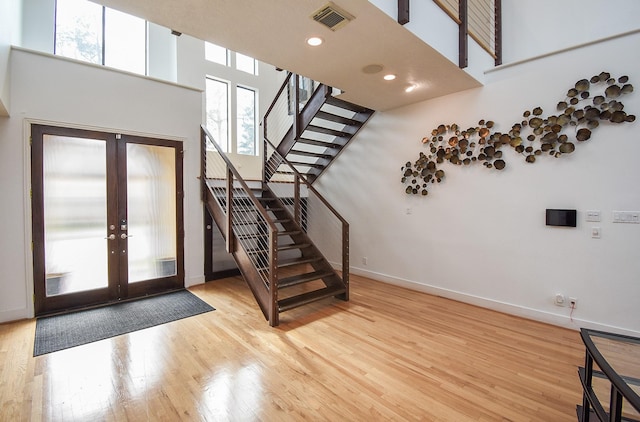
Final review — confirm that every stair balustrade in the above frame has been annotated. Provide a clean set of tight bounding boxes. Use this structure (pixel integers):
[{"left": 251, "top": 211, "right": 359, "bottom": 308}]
[
  {"left": 202, "top": 123, "right": 350, "bottom": 326},
  {"left": 263, "top": 139, "right": 349, "bottom": 295},
  {"left": 201, "top": 126, "right": 280, "bottom": 324},
  {"left": 201, "top": 71, "right": 368, "bottom": 325}
]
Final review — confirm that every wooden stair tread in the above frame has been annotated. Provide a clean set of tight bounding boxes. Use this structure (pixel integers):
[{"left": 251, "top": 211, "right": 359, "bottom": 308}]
[
  {"left": 325, "top": 96, "right": 373, "bottom": 114},
  {"left": 248, "top": 243, "right": 310, "bottom": 254},
  {"left": 306, "top": 125, "right": 350, "bottom": 138},
  {"left": 315, "top": 110, "right": 363, "bottom": 126},
  {"left": 278, "top": 270, "right": 335, "bottom": 288},
  {"left": 288, "top": 149, "right": 334, "bottom": 160},
  {"left": 236, "top": 230, "right": 301, "bottom": 240},
  {"left": 278, "top": 242, "right": 311, "bottom": 251},
  {"left": 278, "top": 285, "right": 346, "bottom": 312},
  {"left": 289, "top": 161, "right": 325, "bottom": 169},
  {"left": 296, "top": 138, "right": 343, "bottom": 149},
  {"left": 277, "top": 256, "right": 322, "bottom": 268}
]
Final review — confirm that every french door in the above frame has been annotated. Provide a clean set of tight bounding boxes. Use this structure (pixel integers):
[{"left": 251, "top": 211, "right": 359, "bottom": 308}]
[{"left": 31, "top": 125, "right": 184, "bottom": 315}]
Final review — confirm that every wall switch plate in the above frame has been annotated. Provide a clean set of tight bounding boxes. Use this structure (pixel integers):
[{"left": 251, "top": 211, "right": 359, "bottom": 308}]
[
  {"left": 585, "top": 210, "right": 601, "bottom": 222},
  {"left": 612, "top": 211, "right": 640, "bottom": 223}
]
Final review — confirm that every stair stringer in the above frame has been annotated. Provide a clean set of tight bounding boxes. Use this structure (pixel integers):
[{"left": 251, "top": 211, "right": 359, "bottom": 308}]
[
  {"left": 204, "top": 184, "right": 273, "bottom": 322},
  {"left": 266, "top": 82, "right": 374, "bottom": 184},
  {"left": 203, "top": 180, "right": 347, "bottom": 325},
  {"left": 260, "top": 186, "right": 346, "bottom": 293}
]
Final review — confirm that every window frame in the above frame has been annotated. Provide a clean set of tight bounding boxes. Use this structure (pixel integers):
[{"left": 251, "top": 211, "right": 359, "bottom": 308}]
[
  {"left": 54, "top": 0, "right": 148, "bottom": 75},
  {"left": 235, "top": 85, "right": 258, "bottom": 156},
  {"left": 205, "top": 76, "right": 231, "bottom": 153}
]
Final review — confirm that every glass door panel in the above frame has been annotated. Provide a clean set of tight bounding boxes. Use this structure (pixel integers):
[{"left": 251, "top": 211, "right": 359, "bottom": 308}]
[
  {"left": 126, "top": 143, "right": 177, "bottom": 283},
  {"left": 33, "top": 125, "right": 184, "bottom": 315},
  {"left": 42, "top": 135, "right": 108, "bottom": 296}
]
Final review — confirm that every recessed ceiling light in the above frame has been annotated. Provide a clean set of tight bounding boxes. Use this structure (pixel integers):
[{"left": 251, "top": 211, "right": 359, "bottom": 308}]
[
  {"left": 405, "top": 85, "right": 416, "bottom": 93},
  {"left": 383, "top": 74, "right": 396, "bottom": 81},
  {"left": 307, "top": 37, "right": 323, "bottom": 46}
]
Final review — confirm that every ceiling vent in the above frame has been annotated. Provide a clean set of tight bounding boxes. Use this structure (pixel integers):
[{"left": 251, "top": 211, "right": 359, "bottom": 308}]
[{"left": 311, "top": 3, "right": 354, "bottom": 31}]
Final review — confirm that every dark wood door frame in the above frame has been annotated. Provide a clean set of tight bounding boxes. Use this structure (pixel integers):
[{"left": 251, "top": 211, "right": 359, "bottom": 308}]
[{"left": 31, "top": 124, "right": 185, "bottom": 316}]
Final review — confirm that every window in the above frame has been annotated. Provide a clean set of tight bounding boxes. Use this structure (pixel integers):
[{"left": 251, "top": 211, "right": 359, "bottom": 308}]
[
  {"left": 236, "top": 53, "right": 257, "bottom": 75},
  {"left": 55, "top": 0, "right": 147, "bottom": 75},
  {"left": 104, "top": 8, "right": 146, "bottom": 74},
  {"left": 236, "top": 86, "right": 257, "bottom": 155},
  {"left": 204, "top": 44, "right": 259, "bottom": 156},
  {"left": 55, "top": 0, "right": 103, "bottom": 64},
  {"left": 205, "top": 78, "right": 229, "bottom": 153},
  {"left": 204, "top": 43, "right": 257, "bottom": 75},
  {"left": 205, "top": 42, "right": 228, "bottom": 66}
]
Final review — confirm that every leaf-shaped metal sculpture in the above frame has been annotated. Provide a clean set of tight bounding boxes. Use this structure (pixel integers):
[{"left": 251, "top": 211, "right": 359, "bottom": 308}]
[{"left": 401, "top": 72, "right": 635, "bottom": 196}]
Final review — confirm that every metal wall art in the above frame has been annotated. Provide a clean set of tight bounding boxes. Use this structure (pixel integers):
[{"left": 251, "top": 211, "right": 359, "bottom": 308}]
[{"left": 401, "top": 72, "right": 635, "bottom": 196}]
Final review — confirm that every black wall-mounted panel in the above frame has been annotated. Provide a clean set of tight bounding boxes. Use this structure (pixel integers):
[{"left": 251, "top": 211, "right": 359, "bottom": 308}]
[{"left": 546, "top": 209, "right": 577, "bottom": 227}]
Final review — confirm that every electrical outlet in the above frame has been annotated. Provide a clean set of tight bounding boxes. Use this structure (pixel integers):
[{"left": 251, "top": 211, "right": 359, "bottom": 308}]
[
  {"left": 569, "top": 297, "right": 577, "bottom": 309},
  {"left": 554, "top": 293, "right": 565, "bottom": 306},
  {"left": 362, "top": 257, "right": 368, "bottom": 266}
]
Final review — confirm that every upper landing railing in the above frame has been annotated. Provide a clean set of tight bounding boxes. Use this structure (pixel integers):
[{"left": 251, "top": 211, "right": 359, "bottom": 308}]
[{"left": 398, "top": 0, "right": 502, "bottom": 67}]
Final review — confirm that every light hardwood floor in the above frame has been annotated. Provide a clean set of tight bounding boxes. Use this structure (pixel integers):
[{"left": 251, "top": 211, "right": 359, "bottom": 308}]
[{"left": 0, "top": 274, "right": 585, "bottom": 421}]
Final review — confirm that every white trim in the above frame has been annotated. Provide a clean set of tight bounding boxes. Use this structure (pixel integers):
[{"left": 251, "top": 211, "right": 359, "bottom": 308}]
[
  {"left": 10, "top": 45, "right": 203, "bottom": 93},
  {"left": 23, "top": 118, "right": 191, "bottom": 316},
  {"left": 24, "top": 117, "right": 188, "bottom": 143},
  {"left": 23, "top": 119, "right": 34, "bottom": 319},
  {"left": 186, "top": 275, "right": 205, "bottom": 288},
  {"left": 0, "top": 308, "right": 31, "bottom": 324},
  {"left": 487, "top": 28, "right": 640, "bottom": 74},
  {"left": 331, "top": 263, "right": 640, "bottom": 338}
]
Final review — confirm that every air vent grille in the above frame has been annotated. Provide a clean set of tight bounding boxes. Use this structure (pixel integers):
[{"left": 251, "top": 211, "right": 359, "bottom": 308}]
[{"left": 312, "top": 3, "right": 353, "bottom": 31}]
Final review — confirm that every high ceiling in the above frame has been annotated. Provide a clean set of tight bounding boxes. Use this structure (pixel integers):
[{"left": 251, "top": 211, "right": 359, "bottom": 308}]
[{"left": 94, "top": 0, "right": 481, "bottom": 111}]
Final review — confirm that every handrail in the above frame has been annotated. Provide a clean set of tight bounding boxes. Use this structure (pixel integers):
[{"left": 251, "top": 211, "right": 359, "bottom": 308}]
[
  {"left": 580, "top": 328, "right": 640, "bottom": 419},
  {"left": 201, "top": 124, "right": 280, "bottom": 324},
  {"left": 263, "top": 136, "right": 347, "bottom": 227},
  {"left": 202, "top": 125, "right": 278, "bottom": 236},
  {"left": 263, "top": 71, "right": 293, "bottom": 133},
  {"left": 432, "top": 0, "right": 502, "bottom": 66},
  {"left": 263, "top": 135, "right": 349, "bottom": 288}
]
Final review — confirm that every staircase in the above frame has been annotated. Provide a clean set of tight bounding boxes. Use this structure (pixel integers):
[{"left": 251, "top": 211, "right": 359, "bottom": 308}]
[
  {"left": 264, "top": 73, "right": 374, "bottom": 183},
  {"left": 201, "top": 74, "right": 372, "bottom": 326}
]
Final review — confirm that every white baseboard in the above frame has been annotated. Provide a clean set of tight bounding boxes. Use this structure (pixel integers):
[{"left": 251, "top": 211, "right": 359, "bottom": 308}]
[
  {"left": 343, "top": 265, "right": 640, "bottom": 338},
  {"left": 186, "top": 275, "right": 206, "bottom": 288},
  {"left": 0, "top": 307, "right": 31, "bottom": 324}
]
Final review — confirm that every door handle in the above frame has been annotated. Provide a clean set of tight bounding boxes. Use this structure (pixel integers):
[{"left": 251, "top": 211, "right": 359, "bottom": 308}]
[
  {"left": 104, "top": 234, "right": 116, "bottom": 240},
  {"left": 120, "top": 233, "right": 133, "bottom": 239}
]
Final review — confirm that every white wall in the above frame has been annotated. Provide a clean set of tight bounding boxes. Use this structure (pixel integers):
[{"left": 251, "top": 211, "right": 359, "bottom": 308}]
[
  {"left": 0, "top": 0, "right": 22, "bottom": 116},
  {"left": 148, "top": 22, "right": 178, "bottom": 82},
  {"left": 502, "top": 0, "right": 640, "bottom": 64},
  {"left": 370, "top": 0, "right": 640, "bottom": 81},
  {"left": 0, "top": 49, "right": 202, "bottom": 321},
  {"left": 368, "top": 0, "right": 494, "bottom": 84},
  {"left": 315, "top": 31, "right": 640, "bottom": 336},
  {"left": 0, "top": 0, "right": 285, "bottom": 322}
]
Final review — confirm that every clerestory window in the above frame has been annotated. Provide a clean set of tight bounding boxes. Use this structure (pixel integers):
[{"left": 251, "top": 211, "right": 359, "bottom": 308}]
[{"left": 55, "top": 0, "right": 147, "bottom": 75}]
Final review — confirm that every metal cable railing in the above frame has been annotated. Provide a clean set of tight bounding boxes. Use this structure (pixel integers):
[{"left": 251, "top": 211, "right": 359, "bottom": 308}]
[
  {"left": 263, "top": 138, "right": 349, "bottom": 285},
  {"left": 201, "top": 126, "right": 278, "bottom": 291},
  {"left": 264, "top": 73, "right": 293, "bottom": 150},
  {"left": 433, "top": 0, "right": 501, "bottom": 64},
  {"left": 264, "top": 73, "right": 320, "bottom": 150}
]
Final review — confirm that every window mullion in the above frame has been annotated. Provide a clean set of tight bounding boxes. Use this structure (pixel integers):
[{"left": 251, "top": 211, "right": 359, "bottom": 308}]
[{"left": 101, "top": 6, "right": 106, "bottom": 65}]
